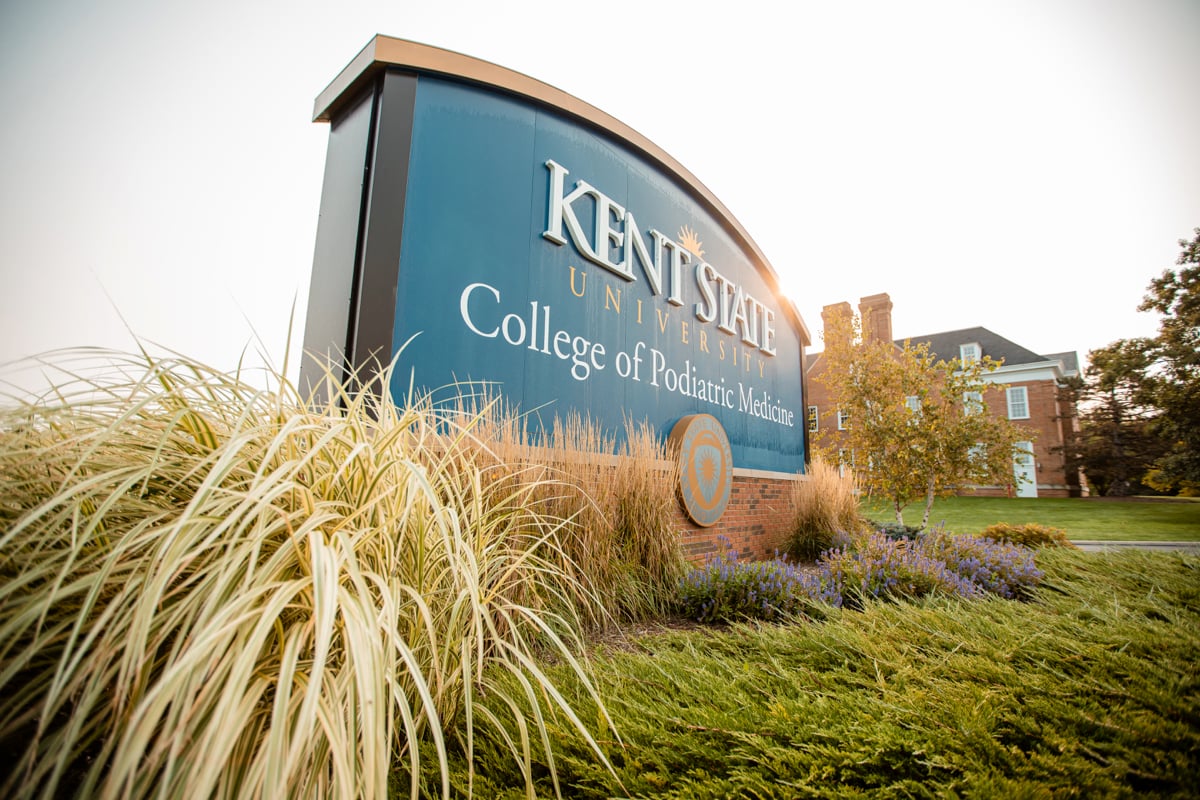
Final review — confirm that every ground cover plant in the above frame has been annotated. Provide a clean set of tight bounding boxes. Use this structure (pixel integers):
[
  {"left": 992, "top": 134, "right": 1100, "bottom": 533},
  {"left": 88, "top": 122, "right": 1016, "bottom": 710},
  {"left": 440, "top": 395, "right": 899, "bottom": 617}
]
[
  {"left": 863, "top": 495, "right": 1200, "bottom": 541},
  {"left": 0, "top": 349, "right": 642, "bottom": 800},
  {"left": 438, "top": 548, "right": 1200, "bottom": 797},
  {"left": 675, "top": 538, "right": 838, "bottom": 622}
]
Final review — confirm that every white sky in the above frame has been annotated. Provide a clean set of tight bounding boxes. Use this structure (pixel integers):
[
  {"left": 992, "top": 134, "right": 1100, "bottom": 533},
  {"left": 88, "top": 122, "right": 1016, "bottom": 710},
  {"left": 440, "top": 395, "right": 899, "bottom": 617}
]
[{"left": 2, "top": 0, "right": 1197, "bottom": 390}]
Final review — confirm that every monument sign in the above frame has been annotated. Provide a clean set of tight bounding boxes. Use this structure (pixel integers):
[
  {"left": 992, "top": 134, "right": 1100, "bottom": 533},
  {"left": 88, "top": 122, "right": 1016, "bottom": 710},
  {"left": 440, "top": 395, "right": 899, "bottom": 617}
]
[{"left": 304, "top": 37, "right": 811, "bottom": 527}]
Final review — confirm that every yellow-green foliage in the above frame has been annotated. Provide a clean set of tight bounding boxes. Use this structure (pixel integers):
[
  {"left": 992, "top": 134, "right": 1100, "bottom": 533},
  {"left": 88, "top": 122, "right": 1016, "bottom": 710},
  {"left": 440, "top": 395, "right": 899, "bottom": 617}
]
[
  {"left": 0, "top": 350, "right": 616, "bottom": 800},
  {"left": 787, "top": 456, "right": 862, "bottom": 560},
  {"left": 460, "top": 549, "right": 1200, "bottom": 797},
  {"left": 979, "top": 521, "right": 1076, "bottom": 549},
  {"left": 816, "top": 308, "right": 1032, "bottom": 529}
]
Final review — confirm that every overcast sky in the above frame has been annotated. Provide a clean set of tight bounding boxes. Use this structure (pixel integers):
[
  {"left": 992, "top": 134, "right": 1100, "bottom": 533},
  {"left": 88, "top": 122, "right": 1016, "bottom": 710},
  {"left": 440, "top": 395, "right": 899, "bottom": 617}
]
[{"left": 2, "top": 0, "right": 1197, "bottom": 391}]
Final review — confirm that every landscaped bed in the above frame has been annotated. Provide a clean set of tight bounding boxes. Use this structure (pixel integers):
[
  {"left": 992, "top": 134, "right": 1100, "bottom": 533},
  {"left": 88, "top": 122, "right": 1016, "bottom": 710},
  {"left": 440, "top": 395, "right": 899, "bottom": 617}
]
[{"left": 3, "top": 350, "right": 1197, "bottom": 799}]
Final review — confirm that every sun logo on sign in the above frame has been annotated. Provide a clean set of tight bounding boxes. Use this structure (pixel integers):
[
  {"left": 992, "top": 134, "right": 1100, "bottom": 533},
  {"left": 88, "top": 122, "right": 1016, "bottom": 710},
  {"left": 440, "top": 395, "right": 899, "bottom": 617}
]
[{"left": 678, "top": 225, "right": 704, "bottom": 259}]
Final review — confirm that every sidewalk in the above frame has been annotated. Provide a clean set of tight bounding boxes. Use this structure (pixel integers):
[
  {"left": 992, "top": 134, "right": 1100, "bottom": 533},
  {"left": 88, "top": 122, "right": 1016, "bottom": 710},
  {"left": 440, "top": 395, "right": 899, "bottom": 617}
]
[{"left": 1072, "top": 540, "right": 1200, "bottom": 553}]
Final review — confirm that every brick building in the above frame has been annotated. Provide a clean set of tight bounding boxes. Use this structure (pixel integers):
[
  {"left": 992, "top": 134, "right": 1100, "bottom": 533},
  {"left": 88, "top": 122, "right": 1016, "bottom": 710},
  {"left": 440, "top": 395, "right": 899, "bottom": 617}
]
[{"left": 806, "top": 293, "right": 1087, "bottom": 498}]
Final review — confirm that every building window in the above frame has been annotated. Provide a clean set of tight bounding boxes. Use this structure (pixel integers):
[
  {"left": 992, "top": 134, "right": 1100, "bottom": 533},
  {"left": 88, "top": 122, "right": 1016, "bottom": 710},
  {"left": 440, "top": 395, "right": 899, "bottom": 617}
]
[
  {"left": 905, "top": 395, "right": 921, "bottom": 415},
  {"left": 837, "top": 409, "right": 850, "bottom": 430},
  {"left": 960, "top": 343, "right": 980, "bottom": 365},
  {"left": 808, "top": 405, "right": 819, "bottom": 433},
  {"left": 1007, "top": 386, "right": 1030, "bottom": 419},
  {"left": 963, "top": 391, "right": 983, "bottom": 416},
  {"left": 838, "top": 448, "right": 854, "bottom": 478}
]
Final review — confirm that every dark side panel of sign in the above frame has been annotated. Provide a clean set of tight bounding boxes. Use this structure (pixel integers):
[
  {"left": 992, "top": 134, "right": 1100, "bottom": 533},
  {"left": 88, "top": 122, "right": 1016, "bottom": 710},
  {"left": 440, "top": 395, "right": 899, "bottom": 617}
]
[{"left": 391, "top": 77, "right": 804, "bottom": 473}]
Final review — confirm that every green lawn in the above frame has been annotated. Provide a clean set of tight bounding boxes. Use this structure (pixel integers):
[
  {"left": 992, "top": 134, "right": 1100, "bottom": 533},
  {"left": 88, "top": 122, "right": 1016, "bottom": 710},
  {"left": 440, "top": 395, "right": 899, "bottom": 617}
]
[{"left": 861, "top": 495, "right": 1200, "bottom": 541}]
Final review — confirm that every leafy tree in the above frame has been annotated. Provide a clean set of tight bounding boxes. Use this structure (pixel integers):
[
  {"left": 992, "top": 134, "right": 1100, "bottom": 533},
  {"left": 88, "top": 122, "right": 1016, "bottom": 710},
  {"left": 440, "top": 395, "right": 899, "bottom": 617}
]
[{"left": 815, "top": 310, "right": 1031, "bottom": 528}]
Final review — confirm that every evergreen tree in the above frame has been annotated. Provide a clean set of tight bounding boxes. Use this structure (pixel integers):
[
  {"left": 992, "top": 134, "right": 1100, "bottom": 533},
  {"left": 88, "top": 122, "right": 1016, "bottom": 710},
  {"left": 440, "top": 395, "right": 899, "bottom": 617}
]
[
  {"left": 1075, "top": 228, "right": 1200, "bottom": 495},
  {"left": 1138, "top": 228, "right": 1200, "bottom": 492},
  {"left": 1068, "top": 341, "right": 1166, "bottom": 495}
]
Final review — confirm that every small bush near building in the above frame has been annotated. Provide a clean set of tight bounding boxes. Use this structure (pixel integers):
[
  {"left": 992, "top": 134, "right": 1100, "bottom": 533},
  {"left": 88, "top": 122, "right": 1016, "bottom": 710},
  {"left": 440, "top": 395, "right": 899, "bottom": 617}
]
[
  {"left": 916, "top": 529, "right": 1045, "bottom": 599},
  {"left": 866, "top": 519, "right": 924, "bottom": 540},
  {"left": 819, "top": 532, "right": 980, "bottom": 607},
  {"left": 979, "top": 521, "right": 1076, "bottom": 549}
]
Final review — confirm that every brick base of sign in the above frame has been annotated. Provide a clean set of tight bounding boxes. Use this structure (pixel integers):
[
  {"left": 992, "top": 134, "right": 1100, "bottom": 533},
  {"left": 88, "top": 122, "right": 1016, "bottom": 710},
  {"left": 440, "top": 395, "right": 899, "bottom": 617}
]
[{"left": 673, "top": 472, "right": 799, "bottom": 563}]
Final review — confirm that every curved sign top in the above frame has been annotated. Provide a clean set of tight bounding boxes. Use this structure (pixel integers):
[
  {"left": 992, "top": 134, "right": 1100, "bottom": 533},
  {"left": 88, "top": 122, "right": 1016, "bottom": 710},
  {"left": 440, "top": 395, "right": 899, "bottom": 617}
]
[{"left": 304, "top": 36, "right": 811, "bottom": 474}]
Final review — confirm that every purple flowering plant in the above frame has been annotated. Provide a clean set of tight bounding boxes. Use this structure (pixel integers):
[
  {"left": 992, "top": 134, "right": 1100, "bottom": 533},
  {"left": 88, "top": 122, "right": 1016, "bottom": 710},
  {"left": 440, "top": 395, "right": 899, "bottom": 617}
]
[
  {"left": 676, "top": 537, "right": 839, "bottom": 622},
  {"left": 915, "top": 529, "right": 1044, "bottom": 599},
  {"left": 676, "top": 529, "right": 1043, "bottom": 622},
  {"left": 818, "top": 531, "right": 980, "bottom": 608}
]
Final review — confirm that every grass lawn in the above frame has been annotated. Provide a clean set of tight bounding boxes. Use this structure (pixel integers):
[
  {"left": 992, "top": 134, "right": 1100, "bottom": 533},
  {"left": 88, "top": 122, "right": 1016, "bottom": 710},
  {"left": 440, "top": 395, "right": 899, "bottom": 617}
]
[
  {"left": 862, "top": 495, "right": 1200, "bottom": 541},
  {"left": 433, "top": 549, "right": 1200, "bottom": 797}
]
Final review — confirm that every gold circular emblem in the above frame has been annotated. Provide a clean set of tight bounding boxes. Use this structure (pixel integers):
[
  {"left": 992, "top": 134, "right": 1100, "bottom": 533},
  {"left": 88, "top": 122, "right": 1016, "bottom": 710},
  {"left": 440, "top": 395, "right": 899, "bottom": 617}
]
[{"left": 668, "top": 414, "right": 733, "bottom": 527}]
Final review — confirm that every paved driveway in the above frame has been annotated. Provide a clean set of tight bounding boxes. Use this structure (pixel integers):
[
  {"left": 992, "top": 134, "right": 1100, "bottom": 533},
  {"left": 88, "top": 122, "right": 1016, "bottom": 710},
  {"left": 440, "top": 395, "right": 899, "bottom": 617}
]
[{"left": 1072, "top": 540, "right": 1200, "bottom": 553}]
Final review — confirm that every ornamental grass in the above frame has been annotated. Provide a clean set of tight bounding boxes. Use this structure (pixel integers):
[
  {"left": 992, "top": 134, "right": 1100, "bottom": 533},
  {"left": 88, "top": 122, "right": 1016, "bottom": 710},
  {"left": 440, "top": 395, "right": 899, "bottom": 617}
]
[
  {"left": 0, "top": 349, "right": 616, "bottom": 799},
  {"left": 785, "top": 456, "right": 861, "bottom": 561},
  {"left": 472, "top": 407, "right": 686, "bottom": 623}
]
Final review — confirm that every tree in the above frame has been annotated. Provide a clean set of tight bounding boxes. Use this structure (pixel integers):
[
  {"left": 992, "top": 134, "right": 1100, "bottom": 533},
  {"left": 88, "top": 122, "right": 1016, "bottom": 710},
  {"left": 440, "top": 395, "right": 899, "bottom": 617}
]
[
  {"left": 1073, "top": 228, "right": 1200, "bottom": 495},
  {"left": 1067, "top": 340, "right": 1167, "bottom": 496},
  {"left": 1136, "top": 228, "right": 1200, "bottom": 492},
  {"left": 815, "top": 310, "right": 1031, "bottom": 528}
]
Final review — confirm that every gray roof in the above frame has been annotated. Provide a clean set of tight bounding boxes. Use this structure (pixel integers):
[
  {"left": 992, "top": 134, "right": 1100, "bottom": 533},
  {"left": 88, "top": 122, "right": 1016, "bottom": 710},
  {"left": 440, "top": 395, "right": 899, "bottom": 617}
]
[
  {"left": 1042, "top": 351, "right": 1080, "bottom": 376},
  {"left": 901, "top": 326, "right": 1076, "bottom": 373},
  {"left": 805, "top": 326, "right": 1080, "bottom": 377}
]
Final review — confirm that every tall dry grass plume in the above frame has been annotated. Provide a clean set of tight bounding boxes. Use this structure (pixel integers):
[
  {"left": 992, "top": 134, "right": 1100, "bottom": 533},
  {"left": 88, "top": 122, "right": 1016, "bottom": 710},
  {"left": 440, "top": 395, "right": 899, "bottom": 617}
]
[
  {"left": 0, "top": 350, "right": 620, "bottom": 800},
  {"left": 787, "top": 456, "right": 863, "bottom": 560},
  {"left": 467, "top": 401, "right": 686, "bottom": 623}
]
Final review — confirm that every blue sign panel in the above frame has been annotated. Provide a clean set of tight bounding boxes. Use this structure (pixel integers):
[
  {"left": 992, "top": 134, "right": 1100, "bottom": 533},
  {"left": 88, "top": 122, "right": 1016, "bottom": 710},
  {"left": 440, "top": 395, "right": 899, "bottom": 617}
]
[{"left": 388, "top": 77, "right": 804, "bottom": 473}]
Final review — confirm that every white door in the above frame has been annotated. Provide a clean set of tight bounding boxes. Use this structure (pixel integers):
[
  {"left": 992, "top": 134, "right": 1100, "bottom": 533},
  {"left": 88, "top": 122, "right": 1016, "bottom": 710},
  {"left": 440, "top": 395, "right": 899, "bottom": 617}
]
[{"left": 1013, "top": 442, "right": 1037, "bottom": 498}]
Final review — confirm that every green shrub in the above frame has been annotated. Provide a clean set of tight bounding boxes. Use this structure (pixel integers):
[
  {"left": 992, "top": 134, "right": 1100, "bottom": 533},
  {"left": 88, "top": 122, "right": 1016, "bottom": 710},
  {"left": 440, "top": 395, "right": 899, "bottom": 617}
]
[
  {"left": 979, "top": 521, "right": 1075, "bottom": 549},
  {"left": 866, "top": 519, "right": 924, "bottom": 540},
  {"left": 916, "top": 529, "right": 1046, "bottom": 599},
  {"left": 0, "top": 350, "right": 615, "bottom": 800},
  {"left": 786, "top": 456, "right": 861, "bottom": 560},
  {"left": 820, "top": 530, "right": 1044, "bottom": 606}
]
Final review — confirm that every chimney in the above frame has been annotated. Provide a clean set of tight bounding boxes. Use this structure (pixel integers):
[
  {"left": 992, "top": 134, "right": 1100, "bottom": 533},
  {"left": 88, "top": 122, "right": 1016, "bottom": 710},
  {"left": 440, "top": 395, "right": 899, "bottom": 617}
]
[
  {"left": 821, "top": 301, "right": 853, "bottom": 348},
  {"left": 858, "top": 293, "right": 893, "bottom": 345}
]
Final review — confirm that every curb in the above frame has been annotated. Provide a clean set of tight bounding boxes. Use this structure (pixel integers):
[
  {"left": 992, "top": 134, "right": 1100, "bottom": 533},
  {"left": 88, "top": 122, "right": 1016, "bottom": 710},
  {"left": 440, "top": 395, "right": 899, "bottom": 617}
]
[{"left": 1071, "top": 540, "right": 1200, "bottom": 553}]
